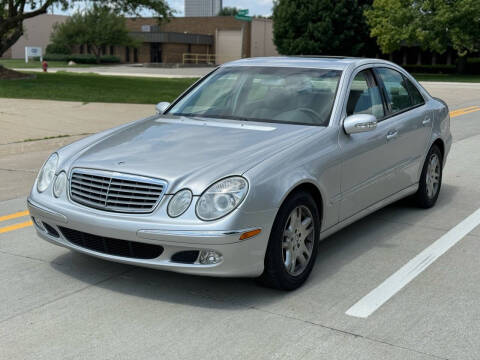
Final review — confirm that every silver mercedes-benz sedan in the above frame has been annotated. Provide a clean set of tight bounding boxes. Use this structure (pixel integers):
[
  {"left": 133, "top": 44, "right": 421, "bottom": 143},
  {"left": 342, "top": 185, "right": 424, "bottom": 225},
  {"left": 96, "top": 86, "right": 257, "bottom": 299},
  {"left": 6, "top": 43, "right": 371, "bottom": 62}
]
[{"left": 27, "top": 57, "right": 451, "bottom": 290}]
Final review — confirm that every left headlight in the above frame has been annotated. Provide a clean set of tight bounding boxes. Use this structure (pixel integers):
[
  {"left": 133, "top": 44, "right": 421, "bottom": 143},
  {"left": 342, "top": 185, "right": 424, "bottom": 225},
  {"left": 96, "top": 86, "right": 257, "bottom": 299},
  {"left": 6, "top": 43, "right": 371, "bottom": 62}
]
[
  {"left": 37, "top": 153, "right": 58, "bottom": 193},
  {"left": 196, "top": 176, "right": 249, "bottom": 221}
]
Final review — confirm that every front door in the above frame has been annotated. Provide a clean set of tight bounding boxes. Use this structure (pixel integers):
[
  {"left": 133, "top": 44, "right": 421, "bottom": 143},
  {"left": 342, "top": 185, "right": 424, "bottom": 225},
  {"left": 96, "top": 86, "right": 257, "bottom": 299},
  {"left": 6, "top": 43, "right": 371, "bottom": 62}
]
[
  {"left": 150, "top": 43, "right": 162, "bottom": 63},
  {"left": 339, "top": 68, "right": 396, "bottom": 220}
]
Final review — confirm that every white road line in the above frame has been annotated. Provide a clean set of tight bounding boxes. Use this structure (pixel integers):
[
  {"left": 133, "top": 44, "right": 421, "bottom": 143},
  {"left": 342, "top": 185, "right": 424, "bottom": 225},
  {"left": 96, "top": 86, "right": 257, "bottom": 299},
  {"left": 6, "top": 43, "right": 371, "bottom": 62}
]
[{"left": 346, "top": 208, "right": 480, "bottom": 318}]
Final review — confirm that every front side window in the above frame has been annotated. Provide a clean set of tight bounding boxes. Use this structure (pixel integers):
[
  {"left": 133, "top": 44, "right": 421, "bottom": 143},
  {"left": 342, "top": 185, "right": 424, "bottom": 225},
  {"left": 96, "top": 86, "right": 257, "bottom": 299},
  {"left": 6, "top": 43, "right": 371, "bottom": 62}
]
[
  {"left": 346, "top": 70, "right": 385, "bottom": 119},
  {"left": 376, "top": 67, "right": 413, "bottom": 114},
  {"left": 169, "top": 66, "right": 342, "bottom": 126}
]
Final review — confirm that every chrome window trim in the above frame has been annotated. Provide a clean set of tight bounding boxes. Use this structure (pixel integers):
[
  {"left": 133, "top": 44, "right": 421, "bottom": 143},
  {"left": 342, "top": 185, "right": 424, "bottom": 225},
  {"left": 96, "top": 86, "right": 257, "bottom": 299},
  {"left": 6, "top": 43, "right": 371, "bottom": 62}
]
[{"left": 68, "top": 168, "right": 168, "bottom": 214}]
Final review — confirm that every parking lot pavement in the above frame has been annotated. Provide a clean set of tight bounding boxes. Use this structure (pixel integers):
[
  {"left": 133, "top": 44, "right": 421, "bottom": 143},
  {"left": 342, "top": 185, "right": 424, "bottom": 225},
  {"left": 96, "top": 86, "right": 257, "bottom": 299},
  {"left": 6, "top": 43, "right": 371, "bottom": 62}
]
[{"left": 1, "top": 94, "right": 480, "bottom": 359}]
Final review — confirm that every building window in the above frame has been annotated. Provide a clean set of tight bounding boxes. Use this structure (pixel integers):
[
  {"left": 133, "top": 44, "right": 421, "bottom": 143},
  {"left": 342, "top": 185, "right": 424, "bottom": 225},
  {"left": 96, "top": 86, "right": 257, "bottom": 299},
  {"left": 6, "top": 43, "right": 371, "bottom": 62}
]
[
  {"left": 110, "top": 45, "right": 114, "bottom": 55},
  {"left": 125, "top": 47, "right": 130, "bottom": 62},
  {"left": 101, "top": 45, "right": 106, "bottom": 55},
  {"left": 80, "top": 44, "right": 84, "bottom": 54}
]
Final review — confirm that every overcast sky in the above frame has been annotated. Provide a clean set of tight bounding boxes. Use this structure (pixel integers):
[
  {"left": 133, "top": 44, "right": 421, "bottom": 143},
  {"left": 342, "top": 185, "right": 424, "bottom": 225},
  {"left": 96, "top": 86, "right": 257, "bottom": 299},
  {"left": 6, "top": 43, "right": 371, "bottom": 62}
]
[
  {"left": 167, "top": 0, "right": 274, "bottom": 17},
  {"left": 49, "top": 0, "right": 274, "bottom": 17}
]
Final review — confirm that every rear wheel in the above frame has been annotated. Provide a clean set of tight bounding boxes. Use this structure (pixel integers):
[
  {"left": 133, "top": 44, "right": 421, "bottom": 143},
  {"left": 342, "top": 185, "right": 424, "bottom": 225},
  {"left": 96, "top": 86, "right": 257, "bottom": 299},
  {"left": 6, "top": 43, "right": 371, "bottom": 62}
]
[
  {"left": 259, "top": 191, "right": 320, "bottom": 290},
  {"left": 414, "top": 145, "right": 443, "bottom": 208}
]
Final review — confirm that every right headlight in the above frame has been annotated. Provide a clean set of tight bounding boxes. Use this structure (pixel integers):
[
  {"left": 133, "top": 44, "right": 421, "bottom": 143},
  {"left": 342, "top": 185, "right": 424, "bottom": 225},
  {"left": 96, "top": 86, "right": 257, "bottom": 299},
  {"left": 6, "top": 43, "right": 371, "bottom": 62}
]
[
  {"left": 37, "top": 153, "right": 58, "bottom": 193},
  {"left": 196, "top": 176, "right": 249, "bottom": 221}
]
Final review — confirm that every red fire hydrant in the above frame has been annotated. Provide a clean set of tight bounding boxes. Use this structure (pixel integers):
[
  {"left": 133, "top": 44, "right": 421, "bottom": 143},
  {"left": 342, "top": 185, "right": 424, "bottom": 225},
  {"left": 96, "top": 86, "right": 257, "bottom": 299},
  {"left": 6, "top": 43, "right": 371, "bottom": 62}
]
[{"left": 41, "top": 60, "right": 48, "bottom": 72}]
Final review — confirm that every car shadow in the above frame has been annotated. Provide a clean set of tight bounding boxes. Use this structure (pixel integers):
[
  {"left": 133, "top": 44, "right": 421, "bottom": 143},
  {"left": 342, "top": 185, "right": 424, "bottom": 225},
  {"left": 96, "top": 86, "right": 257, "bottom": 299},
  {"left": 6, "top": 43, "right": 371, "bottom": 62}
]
[{"left": 49, "top": 183, "right": 459, "bottom": 309}]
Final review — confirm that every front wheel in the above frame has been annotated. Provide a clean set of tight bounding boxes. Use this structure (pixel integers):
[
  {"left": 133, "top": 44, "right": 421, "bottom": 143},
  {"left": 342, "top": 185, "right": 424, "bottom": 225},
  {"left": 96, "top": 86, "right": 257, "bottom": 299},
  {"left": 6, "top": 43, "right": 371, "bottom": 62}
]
[
  {"left": 414, "top": 145, "right": 443, "bottom": 208},
  {"left": 259, "top": 191, "right": 320, "bottom": 290}
]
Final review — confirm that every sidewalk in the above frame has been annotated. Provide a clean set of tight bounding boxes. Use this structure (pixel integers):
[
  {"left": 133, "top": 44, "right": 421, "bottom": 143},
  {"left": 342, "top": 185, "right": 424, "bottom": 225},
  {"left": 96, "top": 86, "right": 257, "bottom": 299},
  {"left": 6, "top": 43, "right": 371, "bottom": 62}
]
[
  {"left": 0, "top": 98, "right": 152, "bottom": 145},
  {"left": 13, "top": 65, "right": 213, "bottom": 78}
]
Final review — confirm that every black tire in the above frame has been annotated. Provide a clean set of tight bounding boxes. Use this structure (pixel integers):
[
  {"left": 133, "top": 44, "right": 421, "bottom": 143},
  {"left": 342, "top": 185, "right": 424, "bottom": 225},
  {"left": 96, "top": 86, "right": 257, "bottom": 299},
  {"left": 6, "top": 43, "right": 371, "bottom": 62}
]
[
  {"left": 258, "top": 190, "right": 320, "bottom": 291},
  {"left": 414, "top": 145, "right": 443, "bottom": 208}
]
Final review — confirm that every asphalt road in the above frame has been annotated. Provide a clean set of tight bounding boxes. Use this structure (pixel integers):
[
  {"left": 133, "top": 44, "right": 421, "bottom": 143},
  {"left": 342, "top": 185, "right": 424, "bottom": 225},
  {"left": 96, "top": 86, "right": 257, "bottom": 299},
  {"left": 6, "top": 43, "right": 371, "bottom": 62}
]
[{"left": 1, "top": 92, "right": 480, "bottom": 359}]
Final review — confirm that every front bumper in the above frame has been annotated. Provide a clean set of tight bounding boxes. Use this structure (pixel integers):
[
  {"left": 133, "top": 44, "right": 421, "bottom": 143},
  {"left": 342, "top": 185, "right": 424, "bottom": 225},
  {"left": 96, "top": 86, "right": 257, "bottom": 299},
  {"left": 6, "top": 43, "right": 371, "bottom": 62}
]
[{"left": 27, "top": 198, "right": 274, "bottom": 277}]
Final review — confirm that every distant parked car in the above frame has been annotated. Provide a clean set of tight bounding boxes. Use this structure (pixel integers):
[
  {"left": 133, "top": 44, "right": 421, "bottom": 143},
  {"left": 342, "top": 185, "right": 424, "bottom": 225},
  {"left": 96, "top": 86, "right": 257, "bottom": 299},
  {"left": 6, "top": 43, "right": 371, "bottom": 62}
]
[{"left": 28, "top": 57, "right": 451, "bottom": 290}]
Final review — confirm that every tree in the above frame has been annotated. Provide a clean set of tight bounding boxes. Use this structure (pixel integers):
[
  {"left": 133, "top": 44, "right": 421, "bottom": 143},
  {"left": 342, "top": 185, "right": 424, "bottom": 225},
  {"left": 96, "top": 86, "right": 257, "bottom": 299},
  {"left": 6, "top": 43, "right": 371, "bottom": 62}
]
[
  {"left": 50, "top": 5, "right": 136, "bottom": 63},
  {"left": 365, "top": 0, "right": 480, "bottom": 60},
  {"left": 0, "top": 0, "right": 171, "bottom": 58},
  {"left": 217, "top": 7, "right": 239, "bottom": 16},
  {"left": 272, "top": 0, "right": 376, "bottom": 56}
]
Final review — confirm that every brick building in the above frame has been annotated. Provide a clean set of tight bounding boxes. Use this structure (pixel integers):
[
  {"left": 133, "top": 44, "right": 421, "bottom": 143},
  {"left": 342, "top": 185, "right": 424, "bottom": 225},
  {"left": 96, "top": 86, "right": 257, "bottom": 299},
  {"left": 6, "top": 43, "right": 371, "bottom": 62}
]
[{"left": 122, "top": 16, "right": 258, "bottom": 64}]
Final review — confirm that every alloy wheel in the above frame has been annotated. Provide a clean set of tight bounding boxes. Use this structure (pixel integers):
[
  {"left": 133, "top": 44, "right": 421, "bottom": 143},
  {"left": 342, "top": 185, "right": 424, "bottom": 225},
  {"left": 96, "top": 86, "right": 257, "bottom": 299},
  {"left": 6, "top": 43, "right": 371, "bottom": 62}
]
[{"left": 282, "top": 205, "right": 315, "bottom": 276}]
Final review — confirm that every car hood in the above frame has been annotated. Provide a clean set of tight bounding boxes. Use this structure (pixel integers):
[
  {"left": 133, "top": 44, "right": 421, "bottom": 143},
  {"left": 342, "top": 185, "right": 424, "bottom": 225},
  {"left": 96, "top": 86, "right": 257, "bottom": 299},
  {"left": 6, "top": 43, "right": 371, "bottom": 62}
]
[{"left": 70, "top": 115, "right": 319, "bottom": 194}]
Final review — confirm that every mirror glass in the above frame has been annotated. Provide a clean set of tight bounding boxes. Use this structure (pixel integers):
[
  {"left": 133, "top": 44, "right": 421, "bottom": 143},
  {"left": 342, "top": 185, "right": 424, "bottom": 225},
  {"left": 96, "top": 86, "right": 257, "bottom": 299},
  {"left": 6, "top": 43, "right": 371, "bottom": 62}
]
[{"left": 156, "top": 102, "right": 171, "bottom": 114}]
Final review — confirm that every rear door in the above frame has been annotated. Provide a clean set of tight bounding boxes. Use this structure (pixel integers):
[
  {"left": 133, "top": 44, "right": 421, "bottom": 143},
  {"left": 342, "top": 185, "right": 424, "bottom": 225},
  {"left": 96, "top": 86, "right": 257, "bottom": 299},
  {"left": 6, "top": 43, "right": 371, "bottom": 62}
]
[{"left": 374, "top": 67, "right": 432, "bottom": 189}]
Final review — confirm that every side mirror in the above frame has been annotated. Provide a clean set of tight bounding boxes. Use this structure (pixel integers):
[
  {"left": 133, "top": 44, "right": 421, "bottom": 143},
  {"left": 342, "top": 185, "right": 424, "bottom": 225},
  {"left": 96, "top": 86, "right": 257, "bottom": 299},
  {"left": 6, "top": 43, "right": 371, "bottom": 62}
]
[
  {"left": 344, "top": 114, "right": 377, "bottom": 135},
  {"left": 155, "top": 102, "right": 171, "bottom": 114}
]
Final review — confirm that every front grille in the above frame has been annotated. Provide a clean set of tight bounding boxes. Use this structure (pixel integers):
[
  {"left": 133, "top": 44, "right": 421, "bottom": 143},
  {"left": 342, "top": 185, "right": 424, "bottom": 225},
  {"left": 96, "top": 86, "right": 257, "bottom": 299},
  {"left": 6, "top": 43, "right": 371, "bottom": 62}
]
[
  {"left": 69, "top": 168, "right": 167, "bottom": 213},
  {"left": 59, "top": 227, "right": 163, "bottom": 259}
]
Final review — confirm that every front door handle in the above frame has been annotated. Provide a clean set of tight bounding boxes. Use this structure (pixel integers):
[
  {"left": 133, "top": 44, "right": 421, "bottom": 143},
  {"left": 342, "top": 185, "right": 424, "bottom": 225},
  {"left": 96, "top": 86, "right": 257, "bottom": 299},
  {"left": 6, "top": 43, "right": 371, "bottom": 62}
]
[
  {"left": 386, "top": 130, "right": 399, "bottom": 141},
  {"left": 422, "top": 117, "right": 432, "bottom": 126}
]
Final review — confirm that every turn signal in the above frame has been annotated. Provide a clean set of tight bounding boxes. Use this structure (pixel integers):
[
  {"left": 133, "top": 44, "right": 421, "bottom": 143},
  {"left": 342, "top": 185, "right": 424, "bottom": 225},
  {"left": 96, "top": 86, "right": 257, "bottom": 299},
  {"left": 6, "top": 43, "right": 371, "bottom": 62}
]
[{"left": 239, "top": 228, "right": 261, "bottom": 240}]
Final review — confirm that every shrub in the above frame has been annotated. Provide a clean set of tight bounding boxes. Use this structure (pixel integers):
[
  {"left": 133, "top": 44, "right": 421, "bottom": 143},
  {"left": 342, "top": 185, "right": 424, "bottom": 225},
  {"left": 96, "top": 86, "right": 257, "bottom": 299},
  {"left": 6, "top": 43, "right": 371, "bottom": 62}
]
[
  {"left": 46, "top": 43, "right": 71, "bottom": 55},
  {"left": 99, "top": 55, "right": 121, "bottom": 64},
  {"left": 403, "top": 64, "right": 457, "bottom": 74},
  {"left": 466, "top": 58, "right": 480, "bottom": 74},
  {"left": 44, "top": 54, "right": 70, "bottom": 61}
]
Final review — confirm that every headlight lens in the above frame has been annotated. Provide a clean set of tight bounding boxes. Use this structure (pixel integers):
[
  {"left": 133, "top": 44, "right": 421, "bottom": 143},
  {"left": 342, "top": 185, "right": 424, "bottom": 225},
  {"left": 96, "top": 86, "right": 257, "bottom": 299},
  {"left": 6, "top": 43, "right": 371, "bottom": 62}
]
[
  {"left": 37, "top": 153, "right": 58, "bottom": 193},
  {"left": 196, "top": 176, "right": 248, "bottom": 221},
  {"left": 167, "top": 189, "right": 193, "bottom": 217},
  {"left": 53, "top": 172, "right": 67, "bottom": 198}
]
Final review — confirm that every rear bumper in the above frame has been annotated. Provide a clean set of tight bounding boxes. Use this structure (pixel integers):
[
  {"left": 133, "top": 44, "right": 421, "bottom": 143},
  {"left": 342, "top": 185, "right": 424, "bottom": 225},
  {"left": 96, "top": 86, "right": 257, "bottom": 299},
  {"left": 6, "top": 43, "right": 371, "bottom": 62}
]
[{"left": 27, "top": 198, "right": 272, "bottom": 277}]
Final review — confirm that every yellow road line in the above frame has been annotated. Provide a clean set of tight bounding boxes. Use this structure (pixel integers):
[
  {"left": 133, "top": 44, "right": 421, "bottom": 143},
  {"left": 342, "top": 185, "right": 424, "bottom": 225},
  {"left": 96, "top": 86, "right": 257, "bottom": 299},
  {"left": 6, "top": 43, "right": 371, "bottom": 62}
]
[
  {"left": 0, "top": 210, "right": 29, "bottom": 222},
  {"left": 0, "top": 220, "right": 33, "bottom": 234},
  {"left": 450, "top": 106, "right": 480, "bottom": 118}
]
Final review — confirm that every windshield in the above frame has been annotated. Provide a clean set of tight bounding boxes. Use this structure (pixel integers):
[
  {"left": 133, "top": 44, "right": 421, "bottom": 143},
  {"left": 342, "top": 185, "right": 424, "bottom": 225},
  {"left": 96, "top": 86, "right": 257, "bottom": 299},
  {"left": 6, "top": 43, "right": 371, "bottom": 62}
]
[{"left": 168, "top": 66, "right": 342, "bottom": 126}]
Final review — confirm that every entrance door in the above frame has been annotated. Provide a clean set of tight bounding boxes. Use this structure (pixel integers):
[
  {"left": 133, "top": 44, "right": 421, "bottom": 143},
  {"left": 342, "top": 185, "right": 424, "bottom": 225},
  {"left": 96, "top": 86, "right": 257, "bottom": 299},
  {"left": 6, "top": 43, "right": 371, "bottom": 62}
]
[{"left": 150, "top": 43, "right": 162, "bottom": 63}]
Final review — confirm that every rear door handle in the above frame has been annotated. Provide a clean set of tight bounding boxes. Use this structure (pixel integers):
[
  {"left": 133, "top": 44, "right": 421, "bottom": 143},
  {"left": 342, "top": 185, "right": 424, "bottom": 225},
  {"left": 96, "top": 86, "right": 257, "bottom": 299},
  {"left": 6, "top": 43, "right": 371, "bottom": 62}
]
[
  {"left": 422, "top": 117, "right": 432, "bottom": 126},
  {"left": 386, "top": 130, "right": 398, "bottom": 141}
]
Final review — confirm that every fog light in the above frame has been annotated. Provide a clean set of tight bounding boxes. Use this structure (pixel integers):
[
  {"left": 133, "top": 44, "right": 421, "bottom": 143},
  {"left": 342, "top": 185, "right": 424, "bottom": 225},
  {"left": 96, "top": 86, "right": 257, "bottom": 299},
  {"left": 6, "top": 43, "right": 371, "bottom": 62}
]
[{"left": 199, "top": 249, "right": 223, "bottom": 265}]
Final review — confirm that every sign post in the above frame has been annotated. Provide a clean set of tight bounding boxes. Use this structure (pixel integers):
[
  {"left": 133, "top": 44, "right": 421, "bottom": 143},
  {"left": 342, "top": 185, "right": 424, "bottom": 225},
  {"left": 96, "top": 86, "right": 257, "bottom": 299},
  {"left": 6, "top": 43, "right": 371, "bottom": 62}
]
[{"left": 25, "top": 46, "right": 43, "bottom": 63}]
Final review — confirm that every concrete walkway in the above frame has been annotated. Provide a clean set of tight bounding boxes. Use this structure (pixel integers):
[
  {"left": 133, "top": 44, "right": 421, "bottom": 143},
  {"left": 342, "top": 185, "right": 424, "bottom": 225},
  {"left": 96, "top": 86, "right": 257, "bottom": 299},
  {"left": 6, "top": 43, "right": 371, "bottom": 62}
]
[
  {"left": 0, "top": 98, "right": 153, "bottom": 145},
  {"left": 13, "top": 65, "right": 213, "bottom": 78}
]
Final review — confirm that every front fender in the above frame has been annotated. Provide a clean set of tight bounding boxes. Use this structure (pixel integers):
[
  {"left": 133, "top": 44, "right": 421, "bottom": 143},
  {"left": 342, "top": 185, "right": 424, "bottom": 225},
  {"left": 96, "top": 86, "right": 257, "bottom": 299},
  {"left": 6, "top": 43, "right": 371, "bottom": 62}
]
[{"left": 243, "top": 127, "right": 341, "bottom": 230}]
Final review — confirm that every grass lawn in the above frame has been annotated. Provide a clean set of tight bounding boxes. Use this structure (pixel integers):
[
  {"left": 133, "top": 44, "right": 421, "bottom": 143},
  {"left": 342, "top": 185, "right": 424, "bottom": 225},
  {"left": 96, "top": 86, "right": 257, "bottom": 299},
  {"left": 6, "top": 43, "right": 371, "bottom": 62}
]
[
  {"left": 0, "top": 72, "right": 197, "bottom": 104},
  {"left": 0, "top": 59, "right": 97, "bottom": 69},
  {"left": 412, "top": 73, "right": 480, "bottom": 82}
]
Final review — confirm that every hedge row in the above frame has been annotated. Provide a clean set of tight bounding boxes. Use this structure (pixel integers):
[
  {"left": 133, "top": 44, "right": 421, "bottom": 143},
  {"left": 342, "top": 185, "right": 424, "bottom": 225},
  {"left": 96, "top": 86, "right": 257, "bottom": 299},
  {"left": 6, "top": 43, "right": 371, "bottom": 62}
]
[
  {"left": 37, "top": 54, "right": 121, "bottom": 64},
  {"left": 403, "top": 64, "right": 457, "bottom": 74}
]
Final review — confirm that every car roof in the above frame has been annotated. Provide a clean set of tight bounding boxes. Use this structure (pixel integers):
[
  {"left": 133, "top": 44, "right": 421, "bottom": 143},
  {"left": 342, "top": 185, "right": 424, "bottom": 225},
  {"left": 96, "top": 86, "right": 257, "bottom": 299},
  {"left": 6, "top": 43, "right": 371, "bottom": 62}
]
[{"left": 222, "top": 56, "right": 392, "bottom": 70}]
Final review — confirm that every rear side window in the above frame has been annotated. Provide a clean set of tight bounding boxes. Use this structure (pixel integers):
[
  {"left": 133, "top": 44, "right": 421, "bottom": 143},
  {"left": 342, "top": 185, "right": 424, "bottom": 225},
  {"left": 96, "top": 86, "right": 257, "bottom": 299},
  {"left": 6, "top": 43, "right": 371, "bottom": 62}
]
[
  {"left": 376, "top": 68, "right": 413, "bottom": 114},
  {"left": 405, "top": 78, "right": 425, "bottom": 106}
]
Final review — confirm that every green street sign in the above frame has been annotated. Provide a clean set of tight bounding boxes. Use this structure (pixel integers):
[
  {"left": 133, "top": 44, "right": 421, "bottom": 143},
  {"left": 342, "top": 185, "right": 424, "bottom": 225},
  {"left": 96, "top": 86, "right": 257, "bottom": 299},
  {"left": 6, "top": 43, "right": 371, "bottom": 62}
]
[{"left": 235, "top": 10, "right": 252, "bottom": 21}]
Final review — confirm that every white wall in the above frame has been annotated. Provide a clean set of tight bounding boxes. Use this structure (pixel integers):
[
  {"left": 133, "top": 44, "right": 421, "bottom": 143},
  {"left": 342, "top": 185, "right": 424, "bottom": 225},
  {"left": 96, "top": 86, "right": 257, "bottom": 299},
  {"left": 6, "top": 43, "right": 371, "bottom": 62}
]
[
  {"left": 10, "top": 14, "right": 68, "bottom": 58},
  {"left": 251, "top": 19, "right": 278, "bottom": 58}
]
